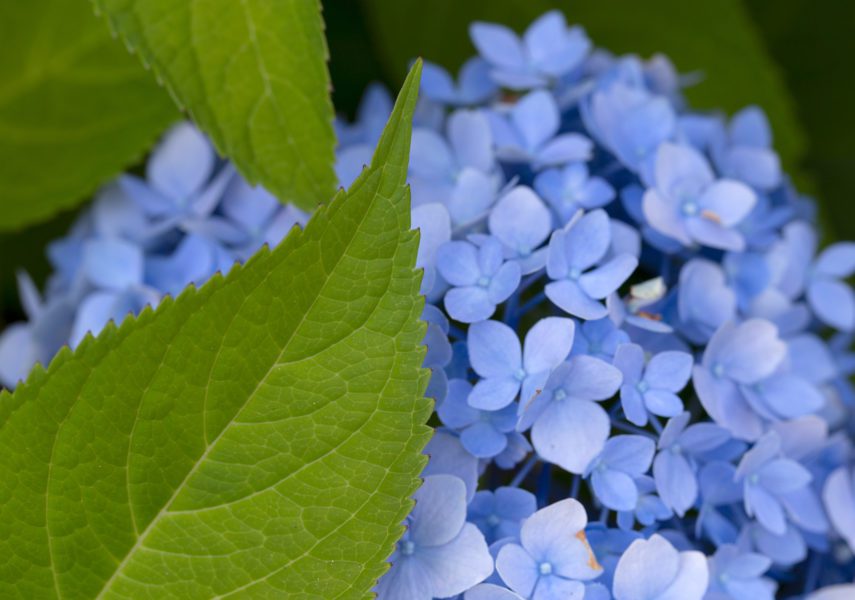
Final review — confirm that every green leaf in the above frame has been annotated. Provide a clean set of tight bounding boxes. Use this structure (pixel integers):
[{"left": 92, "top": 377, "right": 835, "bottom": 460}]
[
  {"left": 0, "top": 61, "right": 429, "bottom": 599},
  {"left": 361, "top": 0, "right": 807, "bottom": 176},
  {"left": 746, "top": 0, "right": 855, "bottom": 240},
  {"left": 0, "top": 0, "right": 178, "bottom": 232},
  {"left": 93, "top": 0, "right": 337, "bottom": 211}
]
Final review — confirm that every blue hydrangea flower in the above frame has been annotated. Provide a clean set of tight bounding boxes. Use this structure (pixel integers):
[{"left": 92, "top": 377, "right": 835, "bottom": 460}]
[
  {"left": 807, "top": 585, "right": 855, "bottom": 600},
  {"left": 654, "top": 412, "right": 732, "bottom": 517},
  {"left": 410, "top": 109, "right": 501, "bottom": 227},
  {"left": 470, "top": 11, "right": 590, "bottom": 90},
  {"left": 616, "top": 475, "right": 672, "bottom": 531},
  {"left": 642, "top": 143, "right": 757, "bottom": 251},
  {"left": 710, "top": 107, "right": 781, "bottom": 192},
  {"left": 545, "top": 209, "right": 638, "bottom": 319},
  {"left": 468, "top": 486, "right": 537, "bottom": 543},
  {"left": 693, "top": 319, "right": 787, "bottom": 440},
  {"left": 436, "top": 236, "right": 521, "bottom": 323},
  {"left": 487, "top": 186, "right": 553, "bottom": 274},
  {"left": 495, "top": 499, "right": 603, "bottom": 600},
  {"left": 585, "top": 435, "right": 655, "bottom": 511},
  {"left": 676, "top": 259, "right": 737, "bottom": 344},
  {"left": 421, "top": 58, "right": 497, "bottom": 106},
  {"left": 696, "top": 462, "right": 743, "bottom": 545},
  {"left": 518, "top": 356, "right": 623, "bottom": 474},
  {"left": 571, "top": 317, "right": 630, "bottom": 362},
  {"left": 582, "top": 79, "right": 676, "bottom": 176},
  {"left": 438, "top": 379, "right": 519, "bottom": 458},
  {"left": 119, "top": 123, "right": 233, "bottom": 234},
  {"left": 612, "top": 534, "right": 709, "bottom": 600},
  {"left": 823, "top": 466, "right": 855, "bottom": 553},
  {"left": 534, "top": 163, "right": 615, "bottom": 225},
  {"left": 375, "top": 474, "right": 493, "bottom": 600},
  {"left": 613, "top": 343, "right": 692, "bottom": 426},
  {"left": 704, "top": 544, "right": 777, "bottom": 600},
  {"left": 487, "top": 90, "right": 592, "bottom": 168},
  {"left": 412, "top": 203, "right": 452, "bottom": 296},
  {"left": 735, "top": 432, "right": 813, "bottom": 535},
  {"left": 467, "top": 317, "right": 574, "bottom": 410},
  {"left": 422, "top": 431, "right": 479, "bottom": 502}
]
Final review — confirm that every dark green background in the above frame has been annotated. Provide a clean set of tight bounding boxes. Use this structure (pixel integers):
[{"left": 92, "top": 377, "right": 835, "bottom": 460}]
[{"left": 2, "top": 0, "right": 853, "bottom": 327}]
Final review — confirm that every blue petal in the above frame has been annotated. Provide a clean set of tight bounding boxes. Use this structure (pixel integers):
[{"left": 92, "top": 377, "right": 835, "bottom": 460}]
[
  {"left": 147, "top": 123, "right": 214, "bottom": 201},
  {"left": 522, "top": 317, "right": 575, "bottom": 374},
  {"left": 489, "top": 187, "right": 552, "bottom": 258},
  {"left": 469, "top": 377, "right": 521, "bottom": 411},
  {"left": 578, "top": 254, "right": 637, "bottom": 299},
  {"left": 745, "top": 485, "right": 787, "bottom": 535},
  {"left": 808, "top": 278, "right": 855, "bottom": 331},
  {"left": 410, "top": 474, "right": 467, "bottom": 547},
  {"left": 546, "top": 280, "right": 607, "bottom": 320},
  {"left": 600, "top": 435, "right": 655, "bottom": 475},
  {"left": 462, "top": 421, "right": 508, "bottom": 458},
  {"left": 496, "top": 543, "right": 538, "bottom": 598},
  {"left": 592, "top": 469, "right": 638, "bottom": 511},
  {"left": 468, "top": 319, "right": 522, "bottom": 377},
  {"left": 644, "top": 351, "right": 693, "bottom": 391},
  {"left": 437, "top": 241, "right": 481, "bottom": 286},
  {"left": 531, "top": 398, "right": 610, "bottom": 474},
  {"left": 445, "top": 287, "right": 495, "bottom": 323},
  {"left": 612, "top": 534, "right": 680, "bottom": 600},
  {"left": 488, "top": 261, "right": 522, "bottom": 304},
  {"left": 413, "top": 523, "right": 494, "bottom": 599},
  {"left": 653, "top": 451, "right": 698, "bottom": 517},
  {"left": 437, "top": 379, "right": 478, "bottom": 429},
  {"left": 469, "top": 22, "right": 526, "bottom": 71},
  {"left": 511, "top": 90, "right": 559, "bottom": 151},
  {"left": 448, "top": 109, "right": 494, "bottom": 172},
  {"left": 563, "top": 209, "right": 611, "bottom": 271},
  {"left": 82, "top": 238, "right": 143, "bottom": 290}
]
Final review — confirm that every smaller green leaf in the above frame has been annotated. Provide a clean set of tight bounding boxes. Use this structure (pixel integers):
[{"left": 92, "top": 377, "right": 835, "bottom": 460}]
[
  {"left": 93, "top": 0, "right": 338, "bottom": 211},
  {"left": 0, "top": 0, "right": 178, "bottom": 231},
  {"left": 0, "top": 61, "right": 428, "bottom": 600}
]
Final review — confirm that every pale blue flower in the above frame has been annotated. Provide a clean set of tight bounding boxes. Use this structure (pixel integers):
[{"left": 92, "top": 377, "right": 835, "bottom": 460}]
[
  {"left": 436, "top": 237, "right": 521, "bottom": 323},
  {"left": 495, "top": 499, "right": 603, "bottom": 600},
  {"left": 421, "top": 58, "right": 497, "bottom": 106},
  {"left": 545, "top": 209, "right": 638, "bottom": 320},
  {"left": 375, "top": 475, "right": 493, "bottom": 600},
  {"left": 518, "top": 356, "right": 623, "bottom": 474},
  {"left": 642, "top": 143, "right": 756, "bottom": 251},
  {"left": 612, "top": 534, "right": 709, "bottom": 600},
  {"left": 469, "top": 486, "right": 537, "bottom": 543},
  {"left": 487, "top": 90, "right": 592, "bottom": 168},
  {"left": 470, "top": 11, "right": 590, "bottom": 89},
  {"left": 467, "top": 317, "right": 574, "bottom": 410},
  {"left": 534, "top": 163, "right": 615, "bottom": 225},
  {"left": 613, "top": 343, "right": 692, "bottom": 426},
  {"left": 586, "top": 435, "right": 656, "bottom": 511}
]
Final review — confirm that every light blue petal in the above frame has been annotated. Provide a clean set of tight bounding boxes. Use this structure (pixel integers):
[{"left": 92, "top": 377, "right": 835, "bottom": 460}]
[
  {"left": 523, "top": 317, "right": 575, "bottom": 374},
  {"left": 448, "top": 109, "right": 494, "bottom": 172},
  {"left": 600, "top": 435, "right": 655, "bottom": 475},
  {"left": 437, "top": 379, "right": 478, "bottom": 429},
  {"left": 545, "top": 280, "right": 607, "bottom": 320},
  {"left": 511, "top": 90, "right": 559, "bottom": 152},
  {"left": 578, "top": 254, "right": 637, "bottom": 299},
  {"left": 644, "top": 351, "right": 693, "bottom": 391},
  {"left": 462, "top": 421, "right": 508, "bottom": 458},
  {"left": 745, "top": 485, "right": 787, "bottom": 535},
  {"left": 564, "top": 209, "right": 611, "bottom": 271},
  {"left": 488, "top": 187, "right": 552, "bottom": 256},
  {"left": 414, "top": 523, "right": 494, "bottom": 598},
  {"left": 469, "top": 377, "right": 521, "bottom": 411},
  {"left": 643, "top": 390, "right": 684, "bottom": 418},
  {"left": 653, "top": 451, "right": 697, "bottom": 517},
  {"left": 808, "top": 278, "right": 855, "bottom": 331},
  {"left": 488, "top": 261, "right": 522, "bottom": 304},
  {"left": 82, "top": 238, "right": 143, "bottom": 290},
  {"left": 468, "top": 319, "right": 522, "bottom": 377},
  {"left": 470, "top": 22, "right": 526, "bottom": 70},
  {"left": 592, "top": 469, "right": 638, "bottom": 511},
  {"left": 147, "top": 123, "right": 214, "bottom": 201},
  {"left": 531, "top": 398, "right": 610, "bottom": 474},
  {"left": 612, "top": 534, "right": 680, "bottom": 600},
  {"left": 437, "top": 241, "right": 481, "bottom": 286},
  {"left": 410, "top": 474, "right": 467, "bottom": 547}
]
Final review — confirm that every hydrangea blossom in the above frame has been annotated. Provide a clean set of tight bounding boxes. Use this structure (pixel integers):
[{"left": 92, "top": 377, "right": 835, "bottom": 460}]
[
  {"left": 3, "top": 8, "right": 855, "bottom": 600},
  {"left": 495, "top": 499, "right": 603, "bottom": 599},
  {"left": 374, "top": 475, "right": 493, "bottom": 599}
]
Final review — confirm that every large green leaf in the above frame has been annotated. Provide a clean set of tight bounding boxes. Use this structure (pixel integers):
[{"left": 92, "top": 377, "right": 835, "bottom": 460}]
[
  {"left": 93, "top": 0, "right": 337, "bottom": 211},
  {"left": 362, "top": 0, "right": 807, "bottom": 178},
  {"left": 0, "top": 0, "right": 177, "bottom": 231},
  {"left": 0, "top": 62, "right": 429, "bottom": 599}
]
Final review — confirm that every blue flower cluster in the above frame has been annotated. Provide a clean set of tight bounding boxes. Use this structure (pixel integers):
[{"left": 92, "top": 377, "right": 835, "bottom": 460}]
[{"left": 3, "top": 9, "right": 855, "bottom": 600}]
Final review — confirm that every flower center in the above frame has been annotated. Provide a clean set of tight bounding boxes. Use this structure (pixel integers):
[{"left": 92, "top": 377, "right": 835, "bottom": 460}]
[
  {"left": 682, "top": 199, "right": 699, "bottom": 216},
  {"left": 553, "top": 389, "right": 567, "bottom": 402},
  {"left": 400, "top": 540, "right": 416, "bottom": 556},
  {"left": 712, "top": 362, "right": 725, "bottom": 378},
  {"left": 477, "top": 276, "right": 491, "bottom": 288},
  {"left": 539, "top": 561, "right": 553, "bottom": 576},
  {"left": 514, "top": 368, "right": 527, "bottom": 381},
  {"left": 568, "top": 267, "right": 582, "bottom": 280},
  {"left": 636, "top": 380, "right": 649, "bottom": 393},
  {"left": 486, "top": 514, "right": 501, "bottom": 527}
]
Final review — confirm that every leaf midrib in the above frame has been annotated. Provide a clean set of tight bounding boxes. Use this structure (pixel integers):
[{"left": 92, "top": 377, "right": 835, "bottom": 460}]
[{"left": 92, "top": 170, "right": 395, "bottom": 598}]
